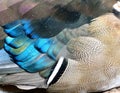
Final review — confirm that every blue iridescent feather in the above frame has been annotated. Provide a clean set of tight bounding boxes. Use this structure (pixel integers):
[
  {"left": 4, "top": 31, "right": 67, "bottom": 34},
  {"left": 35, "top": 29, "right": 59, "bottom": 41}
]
[{"left": 3, "top": 13, "right": 90, "bottom": 78}]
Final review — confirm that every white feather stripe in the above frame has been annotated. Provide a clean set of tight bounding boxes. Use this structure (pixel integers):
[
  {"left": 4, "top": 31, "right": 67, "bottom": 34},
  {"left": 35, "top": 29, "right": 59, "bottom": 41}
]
[{"left": 47, "top": 57, "right": 64, "bottom": 85}]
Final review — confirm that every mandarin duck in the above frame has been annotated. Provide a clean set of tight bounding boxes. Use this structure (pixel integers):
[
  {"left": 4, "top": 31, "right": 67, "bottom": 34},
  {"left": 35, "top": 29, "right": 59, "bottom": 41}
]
[{"left": 1, "top": 1, "right": 120, "bottom": 93}]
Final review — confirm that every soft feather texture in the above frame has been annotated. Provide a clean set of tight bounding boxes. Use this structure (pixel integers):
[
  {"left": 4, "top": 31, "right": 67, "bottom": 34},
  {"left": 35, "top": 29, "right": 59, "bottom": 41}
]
[
  {"left": 0, "top": 0, "right": 116, "bottom": 48},
  {"left": 0, "top": 23, "right": 90, "bottom": 92},
  {"left": 1, "top": 1, "right": 120, "bottom": 93},
  {"left": 49, "top": 13, "right": 120, "bottom": 93},
  {"left": 3, "top": 13, "right": 120, "bottom": 93},
  {"left": 0, "top": 49, "right": 23, "bottom": 74},
  {"left": 3, "top": 12, "right": 120, "bottom": 93},
  {"left": 19, "top": 15, "right": 90, "bottom": 38},
  {"left": 0, "top": 49, "right": 47, "bottom": 90},
  {"left": 3, "top": 18, "right": 90, "bottom": 78}
]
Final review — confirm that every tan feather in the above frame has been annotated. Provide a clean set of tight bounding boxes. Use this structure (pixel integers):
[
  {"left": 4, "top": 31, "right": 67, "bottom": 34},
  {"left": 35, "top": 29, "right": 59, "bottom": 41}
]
[{"left": 48, "top": 3, "right": 120, "bottom": 93}]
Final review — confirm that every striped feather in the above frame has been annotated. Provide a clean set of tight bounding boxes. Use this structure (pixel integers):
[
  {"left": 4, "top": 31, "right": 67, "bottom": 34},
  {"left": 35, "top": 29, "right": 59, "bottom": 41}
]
[
  {"left": 0, "top": 49, "right": 47, "bottom": 90},
  {"left": 3, "top": 18, "right": 90, "bottom": 78}
]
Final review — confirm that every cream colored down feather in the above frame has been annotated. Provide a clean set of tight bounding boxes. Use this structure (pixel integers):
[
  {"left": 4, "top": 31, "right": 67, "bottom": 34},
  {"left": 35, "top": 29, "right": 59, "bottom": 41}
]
[{"left": 48, "top": 13, "right": 120, "bottom": 93}]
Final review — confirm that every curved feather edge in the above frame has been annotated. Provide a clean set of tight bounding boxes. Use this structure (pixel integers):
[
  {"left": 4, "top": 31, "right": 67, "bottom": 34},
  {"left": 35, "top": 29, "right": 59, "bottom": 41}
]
[
  {"left": 0, "top": 49, "right": 23, "bottom": 74},
  {"left": 1, "top": 72, "right": 47, "bottom": 90},
  {"left": 0, "top": 49, "right": 47, "bottom": 90}
]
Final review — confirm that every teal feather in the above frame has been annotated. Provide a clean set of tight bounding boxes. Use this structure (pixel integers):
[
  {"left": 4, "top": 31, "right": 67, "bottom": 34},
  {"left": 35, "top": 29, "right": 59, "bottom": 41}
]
[{"left": 2, "top": 10, "right": 90, "bottom": 78}]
